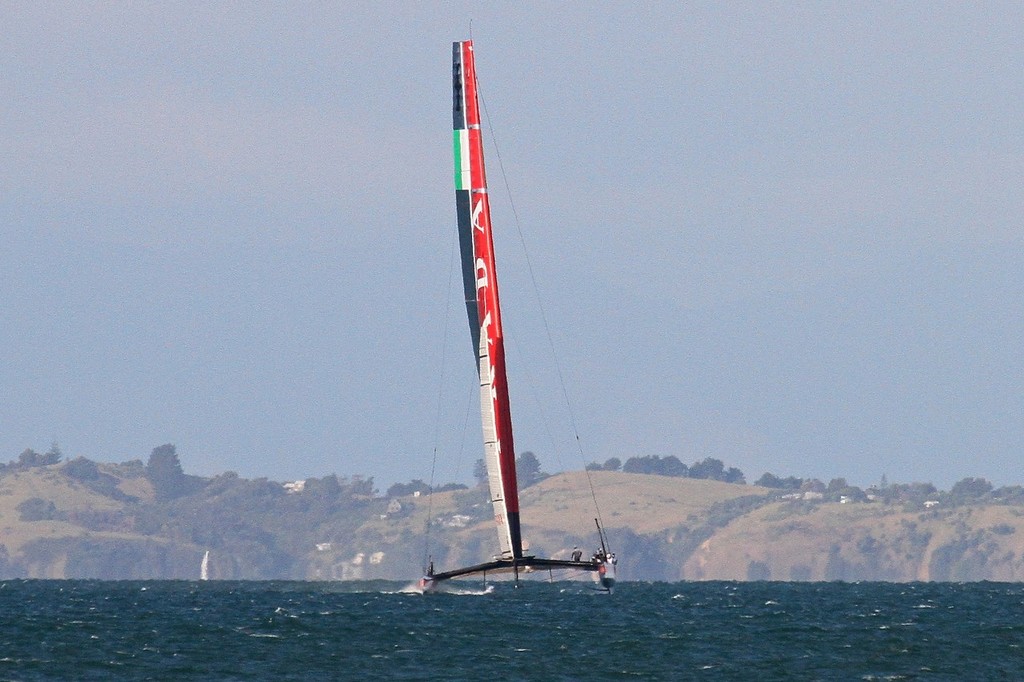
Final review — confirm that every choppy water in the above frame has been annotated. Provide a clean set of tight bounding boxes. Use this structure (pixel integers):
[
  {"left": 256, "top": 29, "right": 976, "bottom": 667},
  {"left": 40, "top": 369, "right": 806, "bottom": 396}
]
[{"left": 0, "top": 579, "right": 1022, "bottom": 680}]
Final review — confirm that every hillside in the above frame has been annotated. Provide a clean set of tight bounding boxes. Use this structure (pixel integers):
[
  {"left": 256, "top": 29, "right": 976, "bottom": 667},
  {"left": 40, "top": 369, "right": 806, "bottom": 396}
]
[
  {"left": 684, "top": 499, "right": 1024, "bottom": 581},
  {"left": 2, "top": 458, "right": 1024, "bottom": 582}
]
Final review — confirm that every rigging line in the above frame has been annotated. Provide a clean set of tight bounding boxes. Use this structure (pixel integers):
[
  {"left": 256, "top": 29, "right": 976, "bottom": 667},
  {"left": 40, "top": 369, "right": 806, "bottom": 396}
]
[
  {"left": 505, "top": 327, "right": 592, "bottom": 532},
  {"left": 424, "top": 219, "right": 461, "bottom": 571},
  {"left": 478, "top": 88, "right": 609, "bottom": 536},
  {"left": 456, "top": 374, "right": 477, "bottom": 485}
]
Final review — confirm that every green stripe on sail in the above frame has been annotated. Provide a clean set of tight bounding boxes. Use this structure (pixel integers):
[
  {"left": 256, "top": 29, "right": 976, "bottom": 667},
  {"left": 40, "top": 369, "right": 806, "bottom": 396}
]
[
  {"left": 453, "top": 130, "right": 464, "bottom": 190},
  {"left": 453, "top": 130, "right": 471, "bottom": 190}
]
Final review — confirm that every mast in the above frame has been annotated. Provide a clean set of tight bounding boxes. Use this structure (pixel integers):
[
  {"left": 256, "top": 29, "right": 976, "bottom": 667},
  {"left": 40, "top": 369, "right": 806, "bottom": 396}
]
[
  {"left": 421, "top": 42, "right": 615, "bottom": 589},
  {"left": 452, "top": 40, "right": 523, "bottom": 560}
]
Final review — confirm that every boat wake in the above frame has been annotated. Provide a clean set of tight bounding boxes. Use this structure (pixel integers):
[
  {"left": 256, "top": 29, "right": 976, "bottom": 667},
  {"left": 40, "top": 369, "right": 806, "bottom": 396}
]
[
  {"left": 407, "top": 582, "right": 495, "bottom": 596},
  {"left": 396, "top": 583, "right": 429, "bottom": 594},
  {"left": 445, "top": 584, "right": 495, "bottom": 596}
]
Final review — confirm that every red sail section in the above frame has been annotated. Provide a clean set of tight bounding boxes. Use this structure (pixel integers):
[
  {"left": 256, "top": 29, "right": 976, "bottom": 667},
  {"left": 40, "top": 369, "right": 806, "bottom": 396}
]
[{"left": 456, "top": 41, "right": 522, "bottom": 555}]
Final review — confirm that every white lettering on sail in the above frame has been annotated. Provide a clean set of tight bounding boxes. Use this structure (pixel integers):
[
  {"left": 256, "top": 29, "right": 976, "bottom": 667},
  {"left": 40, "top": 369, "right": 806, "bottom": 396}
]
[
  {"left": 480, "top": 310, "right": 499, "bottom": 397},
  {"left": 480, "top": 310, "right": 493, "bottom": 343},
  {"left": 471, "top": 189, "right": 505, "bottom": 510},
  {"left": 471, "top": 196, "right": 486, "bottom": 232},
  {"left": 475, "top": 258, "right": 488, "bottom": 292}
]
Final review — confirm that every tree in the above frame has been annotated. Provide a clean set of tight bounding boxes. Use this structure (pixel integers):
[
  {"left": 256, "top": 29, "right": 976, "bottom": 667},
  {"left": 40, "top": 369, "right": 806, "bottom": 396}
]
[
  {"left": 950, "top": 477, "right": 993, "bottom": 501},
  {"left": 994, "top": 486, "right": 1024, "bottom": 504},
  {"left": 386, "top": 479, "right": 431, "bottom": 498},
  {"left": 434, "top": 482, "right": 468, "bottom": 493},
  {"left": 755, "top": 472, "right": 803, "bottom": 490},
  {"left": 64, "top": 457, "right": 100, "bottom": 481},
  {"left": 42, "top": 442, "right": 62, "bottom": 465},
  {"left": 17, "top": 497, "right": 60, "bottom": 522},
  {"left": 802, "top": 478, "right": 826, "bottom": 494},
  {"left": 17, "top": 449, "right": 42, "bottom": 467},
  {"left": 146, "top": 444, "right": 186, "bottom": 501},
  {"left": 516, "top": 451, "right": 547, "bottom": 487},
  {"left": 689, "top": 457, "right": 726, "bottom": 481},
  {"left": 876, "top": 481, "right": 937, "bottom": 505},
  {"left": 826, "top": 477, "right": 867, "bottom": 502},
  {"left": 13, "top": 443, "right": 64, "bottom": 468},
  {"left": 473, "top": 459, "right": 488, "bottom": 487},
  {"left": 660, "top": 456, "right": 688, "bottom": 477},
  {"left": 827, "top": 478, "right": 848, "bottom": 493},
  {"left": 623, "top": 455, "right": 687, "bottom": 477},
  {"left": 622, "top": 456, "right": 654, "bottom": 474},
  {"left": 305, "top": 474, "right": 342, "bottom": 499},
  {"left": 723, "top": 467, "right": 746, "bottom": 484},
  {"left": 347, "top": 475, "right": 375, "bottom": 497},
  {"left": 602, "top": 457, "right": 621, "bottom": 472}
]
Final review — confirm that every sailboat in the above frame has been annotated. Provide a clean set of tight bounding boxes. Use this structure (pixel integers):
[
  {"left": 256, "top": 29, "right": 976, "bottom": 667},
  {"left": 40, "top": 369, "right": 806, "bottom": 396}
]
[
  {"left": 420, "top": 41, "right": 616, "bottom": 591},
  {"left": 200, "top": 550, "right": 210, "bottom": 581}
]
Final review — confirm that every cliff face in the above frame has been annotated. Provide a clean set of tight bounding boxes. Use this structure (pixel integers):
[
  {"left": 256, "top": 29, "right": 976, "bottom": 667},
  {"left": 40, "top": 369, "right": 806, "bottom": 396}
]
[
  {"left": 680, "top": 503, "right": 1024, "bottom": 582},
  {"left": 3, "top": 464, "right": 1024, "bottom": 582}
]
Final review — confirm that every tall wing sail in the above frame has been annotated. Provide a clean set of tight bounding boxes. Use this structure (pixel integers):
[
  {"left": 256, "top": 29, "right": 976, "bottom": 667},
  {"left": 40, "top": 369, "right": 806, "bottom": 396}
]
[{"left": 452, "top": 40, "right": 523, "bottom": 560}]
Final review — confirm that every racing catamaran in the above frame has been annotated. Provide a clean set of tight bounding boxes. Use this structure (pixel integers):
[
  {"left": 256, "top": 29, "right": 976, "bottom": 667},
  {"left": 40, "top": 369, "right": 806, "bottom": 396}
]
[{"left": 420, "top": 41, "right": 616, "bottom": 591}]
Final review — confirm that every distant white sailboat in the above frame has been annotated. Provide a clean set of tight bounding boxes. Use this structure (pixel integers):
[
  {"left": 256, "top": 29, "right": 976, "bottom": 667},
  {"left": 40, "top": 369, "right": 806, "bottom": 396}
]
[{"left": 200, "top": 550, "right": 210, "bottom": 581}]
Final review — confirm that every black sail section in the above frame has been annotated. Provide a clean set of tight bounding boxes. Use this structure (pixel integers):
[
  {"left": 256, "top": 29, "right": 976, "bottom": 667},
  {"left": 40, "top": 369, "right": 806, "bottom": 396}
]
[
  {"left": 452, "top": 43, "right": 466, "bottom": 131},
  {"left": 453, "top": 43, "right": 481, "bottom": 364},
  {"left": 455, "top": 190, "right": 480, "bottom": 359}
]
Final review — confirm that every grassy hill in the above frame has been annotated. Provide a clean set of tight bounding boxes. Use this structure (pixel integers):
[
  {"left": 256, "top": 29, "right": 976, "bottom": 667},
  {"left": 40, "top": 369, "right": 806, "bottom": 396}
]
[
  {"left": 3, "top": 460, "right": 1024, "bottom": 582},
  {"left": 0, "top": 466, "right": 146, "bottom": 546}
]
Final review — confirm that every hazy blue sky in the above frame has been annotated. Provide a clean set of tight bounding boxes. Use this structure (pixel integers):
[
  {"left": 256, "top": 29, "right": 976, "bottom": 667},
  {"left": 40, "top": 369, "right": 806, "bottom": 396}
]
[{"left": 3, "top": 3, "right": 1022, "bottom": 490}]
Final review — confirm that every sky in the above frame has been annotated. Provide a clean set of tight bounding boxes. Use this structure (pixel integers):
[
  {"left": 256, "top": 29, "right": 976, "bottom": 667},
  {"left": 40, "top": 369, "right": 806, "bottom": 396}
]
[{"left": 2, "top": 2, "right": 1022, "bottom": 491}]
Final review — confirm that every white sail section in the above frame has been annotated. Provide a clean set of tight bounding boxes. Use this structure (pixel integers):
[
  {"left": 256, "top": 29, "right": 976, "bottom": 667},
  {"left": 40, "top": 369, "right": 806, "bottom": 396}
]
[{"left": 479, "top": 335, "right": 514, "bottom": 558}]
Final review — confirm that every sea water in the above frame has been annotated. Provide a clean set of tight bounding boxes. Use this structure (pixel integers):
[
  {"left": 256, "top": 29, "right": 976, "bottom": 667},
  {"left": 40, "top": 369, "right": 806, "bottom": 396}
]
[{"left": 0, "top": 580, "right": 1022, "bottom": 680}]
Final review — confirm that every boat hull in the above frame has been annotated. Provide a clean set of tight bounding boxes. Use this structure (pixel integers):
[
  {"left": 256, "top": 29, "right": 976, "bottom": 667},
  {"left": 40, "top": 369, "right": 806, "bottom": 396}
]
[
  {"left": 595, "top": 558, "right": 616, "bottom": 592},
  {"left": 420, "top": 555, "right": 609, "bottom": 589}
]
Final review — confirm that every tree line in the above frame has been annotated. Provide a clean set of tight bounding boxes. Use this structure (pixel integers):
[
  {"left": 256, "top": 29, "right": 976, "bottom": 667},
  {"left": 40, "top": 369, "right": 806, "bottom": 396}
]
[
  {"left": 6, "top": 442, "right": 1018, "bottom": 509},
  {"left": 586, "top": 455, "right": 746, "bottom": 484}
]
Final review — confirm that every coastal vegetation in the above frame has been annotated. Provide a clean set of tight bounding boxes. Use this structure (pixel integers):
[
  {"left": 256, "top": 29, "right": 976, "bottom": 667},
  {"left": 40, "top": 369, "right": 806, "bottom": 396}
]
[{"left": 2, "top": 444, "right": 1024, "bottom": 581}]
